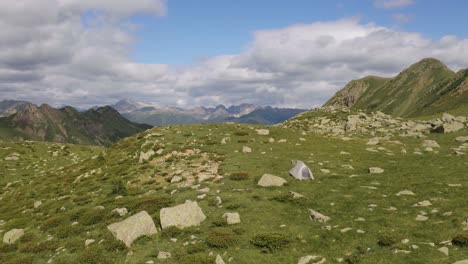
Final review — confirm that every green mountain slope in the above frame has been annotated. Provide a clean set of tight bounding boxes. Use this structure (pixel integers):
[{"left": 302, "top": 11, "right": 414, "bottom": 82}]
[
  {"left": 325, "top": 58, "right": 468, "bottom": 117},
  {"left": 0, "top": 104, "right": 151, "bottom": 146}
]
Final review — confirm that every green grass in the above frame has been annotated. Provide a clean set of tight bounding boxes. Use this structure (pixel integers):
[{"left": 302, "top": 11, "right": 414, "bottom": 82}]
[{"left": 0, "top": 119, "right": 467, "bottom": 263}]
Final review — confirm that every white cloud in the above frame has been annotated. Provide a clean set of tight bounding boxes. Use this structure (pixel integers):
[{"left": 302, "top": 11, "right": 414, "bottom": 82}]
[
  {"left": 0, "top": 3, "right": 467, "bottom": 110},
  {"left": 374, "top": 0, "right": 415, "bottom": 9},
  {"left": 392, "top": 13, "right": 414, "bottom": 23}
]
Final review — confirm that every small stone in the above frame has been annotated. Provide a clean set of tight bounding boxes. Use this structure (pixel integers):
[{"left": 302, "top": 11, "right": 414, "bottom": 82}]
[
  {"left": 256, "top": 129, "right": 270, "bottom": 136},
  {"left": 416, "top": 215, "right": 428, "bottom": 221},
  {"left": 298, "top": 255, "right": 319, "bottom": 264},
  {"left": 309, "top": 209, "right": 331, "bottom": 223},
  {"left": 171, "top": 176, "right": 182, "bottom": 183},
  {"left": 216, "top": 255, "right": 226, "bottom": 264},
  {"left": 341, "top": 227, "right": 352, "bottom": 233},
  {"left": 112, "top": 208, "right": 128, "bottom": 216},
  {"left": 369, "top": 167, "right": 384, "bottom": 174},
  {"left": 257, "top": 174, "right": 287, "bottom": 187},
  {"left": 396, "top": 190, "right": 415, "bottom": 196},
  {"left": 34, "top": 201, "right": 42, "bottom": 208},
  {"left": 157, "top": 251, "right": 171, "bottom": 259},
  {"left": 412, "top": 200, "right": 432, "bottom": 207},
  {"left": 320, "top": 169, "right": 331, "bottom": 174},
  {"left": 242, "top": 146, "right": 252, "bottom": 153},
  {"left": 223, "top": 212, "right": 241, "bottom": 225},
  {"left": 85, "top": 239, "right": 95, "bottom": 247},
  {"left": 438, "top": 247, "right": 449, "bottom": 256}
]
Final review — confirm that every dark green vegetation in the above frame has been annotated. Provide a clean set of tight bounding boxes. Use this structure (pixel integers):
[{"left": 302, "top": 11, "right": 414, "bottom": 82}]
[
  {"left": 325, "top": 58, "right": 468, "bottom": 117},
  {"left": 0, "top": 104, "right": 151, "bottom": 146},
  {"left": 0, "top": 113, "right": 467, "bottom": 263}
]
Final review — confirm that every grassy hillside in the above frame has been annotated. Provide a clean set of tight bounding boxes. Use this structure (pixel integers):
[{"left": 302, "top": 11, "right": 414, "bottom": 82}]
[
  {"left": 325, "top": 58, "right": 468, "bottom": 117},
  {"left": 1, "top": 113, "right": 467, "bottom": 263}
]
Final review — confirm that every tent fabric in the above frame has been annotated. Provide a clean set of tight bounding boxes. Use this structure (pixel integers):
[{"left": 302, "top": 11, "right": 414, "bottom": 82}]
[{"left": 289, "top": 160, "right": 314, "bottom": 180}]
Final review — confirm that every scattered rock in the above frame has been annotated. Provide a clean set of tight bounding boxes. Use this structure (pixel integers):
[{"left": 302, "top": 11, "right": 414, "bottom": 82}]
[
  {"left": 298, "top": 255, "right": 320, "bottom": 264},
  {"left": 171, "top": 176, "right": 182, "bottom": 183},
  {"left": 223, "top": 212, "right": 241, "bottom": 225},
  {"left": 456, "top": 136, "right": 468, "bottom": 143},
  {"left": 139, "top": 150, "right": 155, "bottom": 163},
  {"left": 433, "top": 122, "right": 465, "bottom": 133},
  {"left": 107, "top": 211, "right": 157, "bottom": 247},
  {"left": 157, "top": 251, "right": 171, "bottom": 259},
  {"left": 453, "top": 260, "right": 468, "bottom": 264},
  {"left": 112, "top": 208, "right": 128, "bottom": 216},
  {"left": 438, "top": 246, "right": 449, "bottom": 256},
  {"left": 416, "top": 215, "right": 429, "bottom": 221},
  {"left": 309, "top": 209, "right": 331, "bottom": 223},
  {"left": 242, "top": 146, "right": 252, "bottom": 153},
  {"left": 396, "top": 190, "right": 415, "bottom": 196},
  {"left": 34, "top": 200, "right": 42, "bottom": 208},
  {"left": 3, "top": 229, "right": 24, "bottom": 244},
  {"left": 160, "top": 200, "right": 206, "bottom": 229},
  {"left": 369, "top": 167, "right": 384, "bottom": 174},
  {"left": 256, "top": 129, "right": 270, "bottom": 135},
  {"left": 257, "top": 174, "right": 287, "bottom": 187},
  {"left": 413, "top": 200, "right": 432, "bottom": 207},
  {"left": 289, "top": 191, "right": 305, "bottom": 199},
  {"left": 216, "top": 255, "right": 225, "bottom": 264},
  {"left": 85, "top": 239, "right": 95, "bottom": 247},
  {"left": 422, "top": 140, "right": 440, "bottom": 148}
]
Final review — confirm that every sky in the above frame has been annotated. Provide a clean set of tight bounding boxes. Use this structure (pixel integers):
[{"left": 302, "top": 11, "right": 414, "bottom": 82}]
[{"left": 1, "top": 0, "right": 468, "bottom": 109}]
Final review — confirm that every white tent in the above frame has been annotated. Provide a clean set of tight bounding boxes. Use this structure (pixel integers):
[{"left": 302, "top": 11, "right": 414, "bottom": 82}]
[{"left": 289, "top": 160, "right": 314, "bottom": 180}]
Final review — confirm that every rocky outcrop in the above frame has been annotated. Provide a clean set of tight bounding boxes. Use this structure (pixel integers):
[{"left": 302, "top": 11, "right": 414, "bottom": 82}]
[
  {"left": 3, "top": 229, "right": 24, "bottom": 244},
  {"left": 257, "top": 174, "right": 287, "bottom": 187}
]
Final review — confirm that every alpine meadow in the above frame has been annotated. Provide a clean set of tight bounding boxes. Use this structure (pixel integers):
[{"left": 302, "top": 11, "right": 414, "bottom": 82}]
[{"left": 0, "top": 1, "right": 467, "bottom": 264}]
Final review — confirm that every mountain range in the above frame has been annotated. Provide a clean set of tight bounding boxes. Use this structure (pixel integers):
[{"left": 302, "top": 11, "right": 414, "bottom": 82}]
[
  {"left": 325, "top": 58, "right": 468, "bottom": 117},
  {"left": 0, "top": 104, "right": 151, "bottom": 146},
  {"left": 114, "top": 100, "right": 306, "bottom": 126}
]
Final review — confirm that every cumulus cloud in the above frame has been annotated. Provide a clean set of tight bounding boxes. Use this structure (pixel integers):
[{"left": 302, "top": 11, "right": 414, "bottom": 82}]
[
  {"left": 0, "top": 2, "right": 468, "bottom": 109},
  {"left": 374, "top": 0, "right": 415, "bottom": 9}
]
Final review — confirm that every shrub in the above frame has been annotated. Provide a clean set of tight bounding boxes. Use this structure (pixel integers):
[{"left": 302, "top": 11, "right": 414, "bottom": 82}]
[
  {"left": 178, "top": 254, "right": 214, "bottom": 264},
  {"left": 229, "top": 172, "right": 249, "bottom": 181},
  {"left": 42, "top": 215, "right": 68, "bottom": 230},
  {"left": 452, "top": 233, "right": 468, "bottom": 247},
  {"left": 250, "top": 233, "right": 290, "bottom": 252},
  {"left": 110, "top": 179, "right": 128, "bottom": 196},
  {"left": 78, "top": 248, "right": 112, "bottom": 264},
  {"left": 211, "top": 218, "right": 228, "bottom": 227},
  {"left": 80, "top": 209, "right": 107, "bottom": 226},
  {"left": 161, "top": 226, "right": 182, "bottom": 238},
  {"left": 206, "top": 228, "right": 237, "bottom": 248},
  {"left": 131, "top": 196, "right": 173, "bottom": 213},
  {"left": 234, "top": 131, "right": 248, "bottom": 136},
  {"left": 377, "top": 234, "right": 398, "bottom": 247},
  {"left": 186, "top": 243, "right": 207, "bottom": 254}
]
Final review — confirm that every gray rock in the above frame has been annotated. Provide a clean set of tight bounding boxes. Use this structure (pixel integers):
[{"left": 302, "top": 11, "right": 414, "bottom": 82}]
[
  {"left": 257, "top": 174, "right": 287, "bottom": 187},
  {"left": 223, "top": 212, "right": 241, "bottom": 225},
  {"left": 369, "top": 167, "right": 384, "bottom": 174},
  {"left": 256, "top": 129, "right": 270, "bottom": 136},
  {"left": 157, "top": 251, "right": 171, "bottom": 259},
  {"left": 112, "top": 208, "right": 128, "bottom": 216},
  {"left": 3, "top": 229, "right": 24, "bottom": 244},
  {"left": 242, "top": 146, "right": 252, "bottom": 153},
  {"left": 456, "top": 136, "right": 468, "bottom": 143},
  {"left": 160, "top": 200, "right": 206, "bottom": 229},
  {"left": 107, "top": 211, "right": 157, "bottom": 247},
  {"left": 422, "top": 140, "right": 440, "bottom": 148},
  {"left": 309, "top": 209, "right": 331, "bottom": 223},
  {"left": 442, "top": 113, "right": 455, "bottom": 123},
  {"left": 453, "top": 260, "right": 468, "bottom": 264},
  {"left": 433, "top": 122, "right": 465, "bottom": 133},
  {"left": 216, "top": 255, "right": 226, "bottom": 264},
  {"left": 396, "top": 190, "right": 415, "bottom": 196}
]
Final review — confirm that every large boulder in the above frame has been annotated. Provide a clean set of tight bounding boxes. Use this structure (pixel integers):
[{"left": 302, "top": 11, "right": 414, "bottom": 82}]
[
  {"left": 309, "top": 209, "right": 331, "bottom": 223},
  {"left": 257, "top": 174, "right": 287, "bottom": 187},
  {"left": 433, "top": 122, "right": 465, "bottom": 133},
  {"left": 107, "top": 211, "right": 157, "bottom": 247},
  {"left": 160, "top": 200, "right": 206, "bottom": 229},
  {"left": 3, "top": 229, "right": 25, "bottom": 244}
]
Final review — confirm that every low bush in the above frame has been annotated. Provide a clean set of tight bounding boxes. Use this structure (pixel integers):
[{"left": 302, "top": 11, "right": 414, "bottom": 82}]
[
  {"left": 377, "top": 234, "right": 398, "bottom": 247},
  {"left": 80, "top": 209, "right": 107, "bottom": 226},
  {"left": 42, "top": 215, "right": 68, "bottom": 230},
  {"left": 178, "top": 254, "right": 214, "bottom": 264},
  {"left": 161, "top": 226, "right": 183, "bottom": 238},
  {"left": 229, "top": 172, "right": 249, "bottom": 181},
  {"left": 250, "top": 232, "right": 290, "bottom": 252},
  {"left": 206, "top": 228, "right": 238, "bottom": 248},
  {"left": 234, "top": 131, "right": 249, "bottom": 136},
  {"left": 110, "top": 179, "right": 128, "bottom": 196},
  {"left": 452, "top": 232, "right": 468, "bottom": 247}
]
